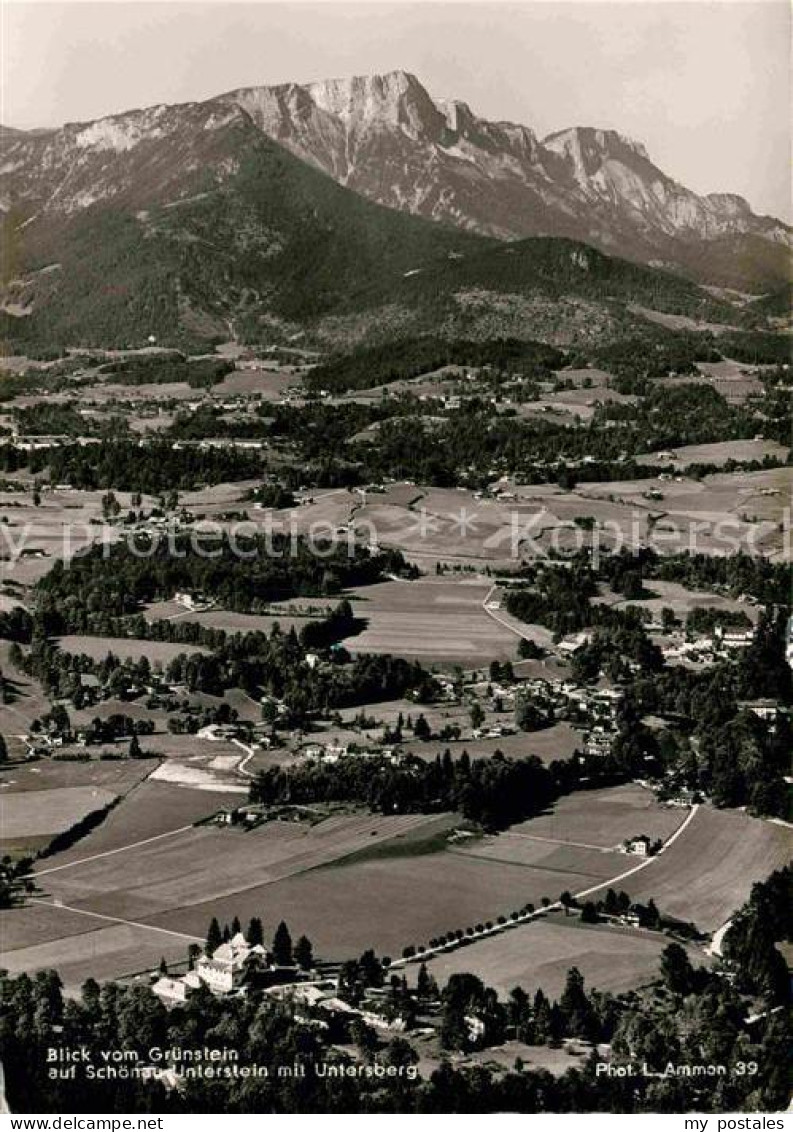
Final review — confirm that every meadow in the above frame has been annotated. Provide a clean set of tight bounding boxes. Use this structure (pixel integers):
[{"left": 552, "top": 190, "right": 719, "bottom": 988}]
[
  {"left": 1, "top": 784, "right": 117, "bottom": 841},
  {"left": 56, "top": 636, "right": 209, "bottom": 662},
  {"left": 418, "top": 913, "right": 705, "bottom": 999},
  {"left": 2, "top": 809, "right": 456, "bottom": 988},
  {"left": 622, "top": 806, "right": 791, "bottom": 932},
  {"left": 0, "top": 756, "right": 155, "bottom": 853},
  {"left": 593, "top": 578, "right": 761, "bottom": 621},
  {"left": 502, "top": 784, "right": 685, "bottom": 849},
  {"left": 341, "top": 578, "right": 518, "bottom": 664}
]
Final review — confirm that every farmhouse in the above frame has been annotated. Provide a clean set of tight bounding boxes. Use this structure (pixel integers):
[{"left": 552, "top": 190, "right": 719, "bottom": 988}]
[
  {"left": 583, "top": 730, "right": 613, "bottom": 757},
  {"left": 557, "top": 632, "right": 592, "bottom": 656},
  {"left": 151, "top": 971, "right": 203, "bottom": 1006},
  {"left": 737, "top": 699, "right": 782, "bottom": 722},
  {"left": 715, "top": 625, "right": 754, "bottom": 650},
  {"left": 197, "top": 723, "right": 241, "bottom": 741},
  {"left": 623, "top": 835, "right": 653, "bottom": 857},
  {"left": 265, "top": 983, "right": 329, "bottom": 1010},
  {"left": 174, "top": 590, "right": 213, "bottom": 612}
]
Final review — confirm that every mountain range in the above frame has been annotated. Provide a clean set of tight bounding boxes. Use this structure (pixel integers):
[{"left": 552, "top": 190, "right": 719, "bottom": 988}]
[
  {"left": 0, "top": 70, "right": 788, "bottom": 349},
  {"left": 218, "top": 71, "right": 789, "bottom": 291}
]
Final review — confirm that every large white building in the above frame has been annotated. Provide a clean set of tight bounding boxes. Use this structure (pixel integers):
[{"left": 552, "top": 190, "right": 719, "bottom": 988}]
[{"left": 153, "top": 933, "right": 268, "bottom": 1005}]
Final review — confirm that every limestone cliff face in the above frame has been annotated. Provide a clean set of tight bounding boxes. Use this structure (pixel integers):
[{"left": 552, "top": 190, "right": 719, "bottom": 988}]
[{"left": 1, "top": 69, "right": 788, "bottom": 291}]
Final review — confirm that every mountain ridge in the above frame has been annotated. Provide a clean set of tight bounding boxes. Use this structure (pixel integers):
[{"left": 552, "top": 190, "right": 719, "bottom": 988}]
[
  {"left": 213, "top": 69, "right": 789, "bottom": 290},
  {"left": 0, "top": 71, "right": 782, "bottom": 350},
  {"left": 2, "top": 68, "right": 788, "bottom": 294}
]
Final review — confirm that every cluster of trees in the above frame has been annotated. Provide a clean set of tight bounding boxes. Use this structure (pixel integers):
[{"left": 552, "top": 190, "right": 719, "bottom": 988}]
[
  {"left": 39, "top": 795, "right": 123, "bottom": 858},
  {"left": 617, "top": 611, "right": 791, "bottom": 816},
  {"left": 304, "top": 336, "right": 566, "bottom": 394},
  {"left": 141, "top": 373, "right": 776, "bottom": 496},
  {"left": 33, "top": 537, "right": 407, "bottom": 631},
  {"left": 753, "top": 370, "right": 793, "bottom": 445},
  {"left": 440, "top": 967, "right": 621, "bottom": 1052},
  {"left": 250, "top": 748, "right": 623, "bottom": 831},
  {"left": 202, "top": 916, "right": 314, "bottom": 971},
  {"left": 514, "top": 692, "right": 555, "bottom": 732},
  {"left": 243, "top": 482, "right": 296, "bottom": 510},
  {"left": 647, "top": 549, "right": 791, "bottom": 608},
  {"left": 719, "top": 331, "right": 791, "bottom": 365},
  {"left": 79, "top": 714, "right": 155, "bottom": 744},
  {"left": 14, "top": 403, "right": 128, "bottom": 438},
  {"left": 0, "top": 357, "right": 87, "bottom": 404},
  {"left": 338, "top": 387, "right": 753, "bottom": 490},
  {"left": 0, "top": 855, "right": 34, "bottom": 907},
  {"left": 503, "top": 562, "right": 663, "bottom": 672},
  {"left": 685, "top": 607, "right": 752, "bottom": 635},
  {"left": 0, "top": 871, "right": 789, "bottom": 1113},
  {"left": 9, "top": 636, "right": 165, "bottom": 705},
  {"left": 98, "top": 354, "right": 235, "bottom": 388},
  {"left": 296, "top": 600, "right": 362, "bottom": 651},
  {"left": 721, "top": 866, "right": 792, "bottom": 1005},
  {"left": 171, "top": 639, "right": 440, "bottom": 715},
  {"left": 570, "top": 621, "right": 663, "bottom": 686},
  {"left": 572, "top": 330, "right": 720, "bottom": 393},
  {"left": 503, "top": 563, "right": 600, "bottom": 636},
  {"left": 12, "top": 616, "right": 441, "bottom": 721},
  {"left": 19, "top": 440, "right": 265, "bottom": 492},
  {"left": 3, "top": 356, "right": 783, "bottom": 497},
  {"left": 591, "top": 381, "right": 756, "bottom": 448},
  {"left": 498, "top": 550, "right": 789, "bottom": 815}
]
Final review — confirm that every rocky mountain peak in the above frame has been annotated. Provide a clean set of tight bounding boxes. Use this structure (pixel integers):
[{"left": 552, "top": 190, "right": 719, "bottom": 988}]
[
  {"left": 543, "top": 126, "right": 651, "bottom": 172},
  {"left": 1, "top": 70, "right": 787, "bottom": 292}
]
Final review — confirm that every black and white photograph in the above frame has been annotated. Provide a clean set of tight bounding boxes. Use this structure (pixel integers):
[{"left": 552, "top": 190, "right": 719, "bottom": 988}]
[{"left": 0, "top": 0, "right": 790, "bottom": 1119}]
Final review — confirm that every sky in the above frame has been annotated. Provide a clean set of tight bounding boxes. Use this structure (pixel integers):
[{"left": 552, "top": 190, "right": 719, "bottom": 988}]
[{"left": 2, "top": 0, "right": 790, "bottom": 221}]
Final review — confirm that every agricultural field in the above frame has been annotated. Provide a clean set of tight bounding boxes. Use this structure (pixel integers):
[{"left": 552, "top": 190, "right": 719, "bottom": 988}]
[
  {"left": 621, "top": 806, "right": 792, "bottom": 932},
  {"left": 0, "top": 757, "right": 155, "bottom": 853},
  {"left": 0, "top": 785, "right": 117, "bottom": 841},
  {"left": 575, "top": 467, "right": 790, "bottom": 557},
  {"left": 418, "top": 913, "right": 705, "bottom": 999},
  {"left": 145, "top": 602, "right": 323, "bottom": 637},
  {"left": 593, "top": 578, "right": 761, "bottom": 621},
  {"left": 0, "top": 922, "right": 196, "bottom": 992},
  {"left": 0, "top": 642, "right": 53, "bottom": 755},
  {"left": 661, "top": 360, "right": 764, "bottom": 404},
  {"left": 209, "top": 366, "right": 299, "bottom": 400},
  {"left": 0, "top": 900, "right": 108, "bottom": 952},
  {"left": 149, "top": 788, "right": 687, "bottom": 960},
  {"left": 398, "top": 723, "right": 582, "bottom": 764},
  {"left": 36, "top": 779, "right": 237, "bottom": 865},
  {"left": 503, "top": 785, "right": 686, "bottom": 850},
  {"left": 0, "top": 756, "right": 154, "bottom": 797},
  {"left": 0, "top": 736, "right": 788, "bottom": 996},
  {"left": 38, "top": 812, "right": 451, "bottom": 919},
  {"left": 150, "top": 842, "right": 538, "bottom": 960},
  {"left": 55, "top": 636, "right": 209, "bottom": 662},
  {"left": 0, "top": 486, "right": 122, "bottom": 586},
  {"left": 635, "top": 438, "right": 789, "bottom": 469},
  {"left": 515, "top": 384, "right": 637, "bottom": 425},
  {"left": 452, "top": 832, "right": 627, "bottom": 879},
  {"left": 2, "top": 810, "right": 454, "bottom": 989},
  {"left": 341, "top": 578, "right": 519, "bottom": 664}
]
